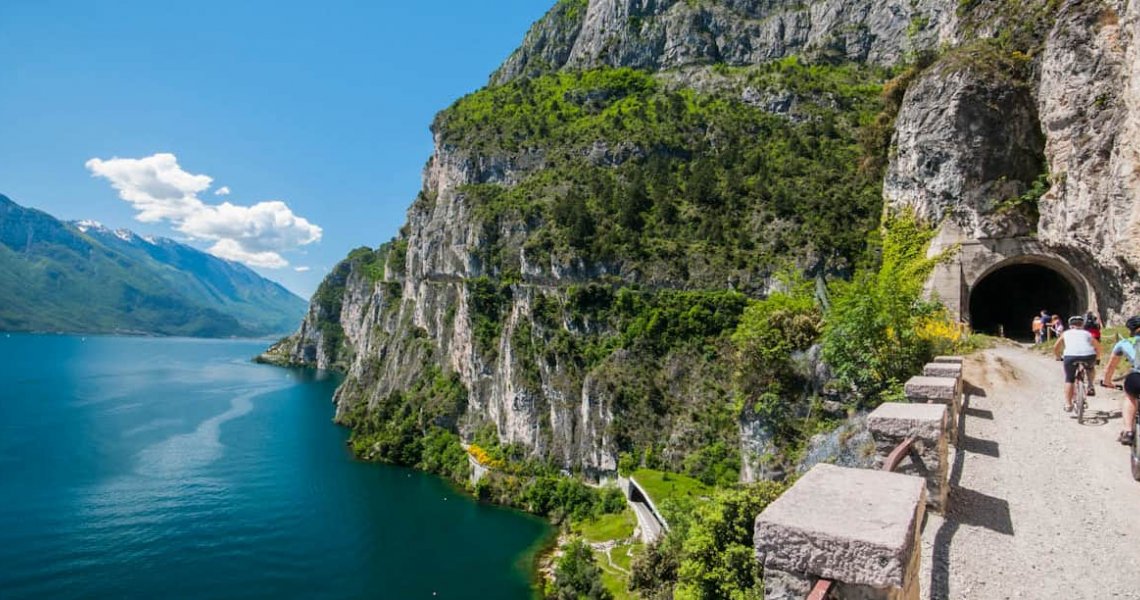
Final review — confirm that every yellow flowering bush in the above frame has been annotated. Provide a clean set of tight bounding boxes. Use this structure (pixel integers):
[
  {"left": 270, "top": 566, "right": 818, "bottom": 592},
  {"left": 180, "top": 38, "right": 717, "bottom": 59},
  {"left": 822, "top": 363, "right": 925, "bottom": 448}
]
[{"left": 467, "top": 444, "right": 505, "bottom": 469}]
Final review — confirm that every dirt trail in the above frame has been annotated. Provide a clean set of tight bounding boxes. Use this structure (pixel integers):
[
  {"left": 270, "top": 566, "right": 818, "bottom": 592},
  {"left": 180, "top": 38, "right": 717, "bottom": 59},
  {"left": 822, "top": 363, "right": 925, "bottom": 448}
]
[{"left": 919, "top": 344, "right": 1140, "bottom": 599}]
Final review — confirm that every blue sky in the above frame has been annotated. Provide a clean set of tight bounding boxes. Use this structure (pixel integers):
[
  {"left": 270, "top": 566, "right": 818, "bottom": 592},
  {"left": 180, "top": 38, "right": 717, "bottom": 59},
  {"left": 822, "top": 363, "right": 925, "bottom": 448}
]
[{"left": 0, "top": 0, "right": 552, "bottom": 297}]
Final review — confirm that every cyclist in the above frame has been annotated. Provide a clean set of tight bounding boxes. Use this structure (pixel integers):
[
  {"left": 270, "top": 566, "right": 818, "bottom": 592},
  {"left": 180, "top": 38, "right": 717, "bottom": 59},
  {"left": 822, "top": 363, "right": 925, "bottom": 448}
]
[
  {"left": 1053, "top": 315, "right": 1101, "bottom": 411},
  {"left": 1101, "top": 315, "right": 1140, "bottom": 445}
]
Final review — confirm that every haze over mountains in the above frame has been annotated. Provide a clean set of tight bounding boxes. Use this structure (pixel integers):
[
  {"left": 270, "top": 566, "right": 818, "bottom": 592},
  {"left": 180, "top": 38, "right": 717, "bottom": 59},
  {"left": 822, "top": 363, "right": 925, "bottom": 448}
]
[{"left": 0, "top": 193, "right": 306, "bottom": 337}]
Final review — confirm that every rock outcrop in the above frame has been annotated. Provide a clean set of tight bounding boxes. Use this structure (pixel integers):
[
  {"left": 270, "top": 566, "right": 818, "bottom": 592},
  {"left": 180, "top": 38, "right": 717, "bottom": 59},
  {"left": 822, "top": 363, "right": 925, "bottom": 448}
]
[
  {"left": 1036, "top": 0, "right": 1140, "bottom": 313},
  {"left": 883, "top": 0, "right": 1140, "bottom": 318},
  {"left": 884, "top": 56, "right": 1046, "bottom": 239},
  {"left": 494, "top": 0, "right": 959, "bottom": 84}
]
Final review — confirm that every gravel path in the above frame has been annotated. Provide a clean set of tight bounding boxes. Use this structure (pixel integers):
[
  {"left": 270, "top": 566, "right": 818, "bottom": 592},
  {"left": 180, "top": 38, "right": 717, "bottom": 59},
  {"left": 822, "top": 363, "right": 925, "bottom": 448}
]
[{"left": 920, "top": 344, "right": 1140, "bottom": 599}]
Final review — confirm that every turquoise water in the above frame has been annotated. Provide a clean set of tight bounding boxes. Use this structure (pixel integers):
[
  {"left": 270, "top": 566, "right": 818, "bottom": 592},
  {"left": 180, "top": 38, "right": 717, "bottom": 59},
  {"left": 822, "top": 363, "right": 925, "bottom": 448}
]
[{"left": 0, "top": 334, "right": 549, "bottom": 599}]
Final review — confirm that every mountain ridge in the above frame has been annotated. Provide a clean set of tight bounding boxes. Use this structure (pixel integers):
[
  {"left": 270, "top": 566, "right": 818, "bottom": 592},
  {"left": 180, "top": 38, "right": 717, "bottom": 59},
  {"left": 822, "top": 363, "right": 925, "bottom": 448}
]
[{"left": 0, "top": 193, "right": 306, "bottom": 338}]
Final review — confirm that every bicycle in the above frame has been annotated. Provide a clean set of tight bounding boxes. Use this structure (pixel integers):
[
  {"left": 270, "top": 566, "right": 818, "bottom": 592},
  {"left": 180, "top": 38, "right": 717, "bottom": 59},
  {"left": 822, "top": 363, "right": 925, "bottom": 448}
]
[
  {"left": 1100, "top": 382, "right": 1140, "bottom": 482},
  {"left": 1074, "top": 361, "right": 1091, "bottom": 425}
]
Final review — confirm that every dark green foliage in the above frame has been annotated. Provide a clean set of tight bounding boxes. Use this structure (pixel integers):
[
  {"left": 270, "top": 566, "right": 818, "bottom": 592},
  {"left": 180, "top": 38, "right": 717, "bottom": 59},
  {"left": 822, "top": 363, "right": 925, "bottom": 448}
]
[
  {"left": 343, "top": 366, "right": 469, "bottom": 475},
  {"left": 674, "top": 483, "right": 786, "bottom": 599},
  {"left": 681, "top": 442, "right": 741, "bottom": 488},
  {"left": 731, "top": 285, "right": 823, "bottom": 444},
  {"left": 552, "top": 539, "right": 612, "bottom": 600},
  {"left": 821, "top": 212, "right": 947, "bottom": 406},
  {"left": 468, "top": 276, "right": 514, "bottom": 359},
  {"left": 525, "top": 476, "right": 608, "bottom": 522},
  {"left": 439, "top": 60, "right": 892, "bottom": 280},
  {"left": 630, "top": 483, "right": 786, "bottom": 600}
]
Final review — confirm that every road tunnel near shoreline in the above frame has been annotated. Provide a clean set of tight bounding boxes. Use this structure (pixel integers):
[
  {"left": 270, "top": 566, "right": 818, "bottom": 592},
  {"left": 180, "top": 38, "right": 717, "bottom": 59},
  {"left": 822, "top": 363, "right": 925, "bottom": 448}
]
[{"left": 967, "top": 259, "right": 1086, "bottom": 341}]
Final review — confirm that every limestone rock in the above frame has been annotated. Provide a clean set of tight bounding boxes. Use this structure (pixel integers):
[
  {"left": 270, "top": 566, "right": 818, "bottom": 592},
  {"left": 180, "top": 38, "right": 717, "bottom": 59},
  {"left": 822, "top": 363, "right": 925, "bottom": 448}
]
[
  {"left": 494, "top": 0, "right": 959, "bottom": 84},
  {"left": 1036, "top": 0, "right": 1140, "bottom": 316},
  {"left": 884, "top": 58, "right": 1046, "bottom": 239}
]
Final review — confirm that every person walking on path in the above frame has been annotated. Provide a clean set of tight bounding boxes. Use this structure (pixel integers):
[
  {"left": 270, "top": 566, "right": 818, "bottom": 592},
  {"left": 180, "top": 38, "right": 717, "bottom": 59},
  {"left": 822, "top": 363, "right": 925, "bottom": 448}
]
[
  {"left": 1085, "top": 311, "right": 1102, "bottom": 342},
  {"left": 1033, "top": 315, "right": 1044, "bottom": 344},
  {"left": 1053, "top": 314, "right": 1101, "bottom": 412}
]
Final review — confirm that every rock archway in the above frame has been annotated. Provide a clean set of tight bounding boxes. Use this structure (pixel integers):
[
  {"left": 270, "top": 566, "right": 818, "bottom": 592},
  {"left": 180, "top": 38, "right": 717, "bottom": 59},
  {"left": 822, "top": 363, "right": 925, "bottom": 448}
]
[
  {"left": 967, "top": 260, "right": 1084, "bottom": 340},
  {"left": 922, "top": 224, "right": 1096, "bottom": 339}
]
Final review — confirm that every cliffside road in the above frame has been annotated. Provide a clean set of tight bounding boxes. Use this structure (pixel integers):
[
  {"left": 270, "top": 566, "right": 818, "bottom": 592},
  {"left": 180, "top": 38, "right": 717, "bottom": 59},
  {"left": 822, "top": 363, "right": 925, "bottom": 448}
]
[{"left": 920, "top": 345, "right": 1140, "bottom": 599}]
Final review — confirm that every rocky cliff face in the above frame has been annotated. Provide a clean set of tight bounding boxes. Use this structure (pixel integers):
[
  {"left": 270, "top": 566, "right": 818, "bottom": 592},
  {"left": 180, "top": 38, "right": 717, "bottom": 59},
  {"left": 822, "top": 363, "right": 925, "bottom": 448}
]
[
  {"left": 1036, "top": 0, "right": 1140, "bottom": 313},
  {"left": 493, "top": 0, "right": 959, "bottom": 84},
  {"left": 271, "top": 0, "right": 1140, "bottom": 480},
  {"left": 882, "top": 0, "right": 1140, "bottom": 317}
]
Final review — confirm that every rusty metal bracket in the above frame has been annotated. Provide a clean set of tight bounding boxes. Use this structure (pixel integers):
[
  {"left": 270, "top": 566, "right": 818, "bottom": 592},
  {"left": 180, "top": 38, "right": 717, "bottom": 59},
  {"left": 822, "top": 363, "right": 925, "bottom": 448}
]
[
  {"left": 807, "top": 578, "right": 834, "bottom": 600},
  {"left": 883, "top": 436, "right": 918, "bottom": 473}
]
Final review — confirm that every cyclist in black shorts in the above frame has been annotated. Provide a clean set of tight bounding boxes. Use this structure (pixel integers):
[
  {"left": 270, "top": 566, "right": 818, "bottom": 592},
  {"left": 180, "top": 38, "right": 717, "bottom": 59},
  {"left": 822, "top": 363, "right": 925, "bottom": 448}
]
[{"left": 1053, "top": 315, "right": 1101, "bottom": 412}]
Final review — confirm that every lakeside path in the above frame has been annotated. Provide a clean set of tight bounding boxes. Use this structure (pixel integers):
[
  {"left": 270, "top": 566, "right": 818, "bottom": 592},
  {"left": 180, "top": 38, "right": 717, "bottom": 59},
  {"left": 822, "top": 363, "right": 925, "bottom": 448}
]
[{"left": 920, "top": 344, "right": 1140, "bottom": 599}]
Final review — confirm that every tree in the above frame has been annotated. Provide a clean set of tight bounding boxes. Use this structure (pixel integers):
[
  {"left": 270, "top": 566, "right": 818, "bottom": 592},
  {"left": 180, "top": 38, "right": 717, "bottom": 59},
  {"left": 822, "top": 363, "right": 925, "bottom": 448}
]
[
  {"left": 552, "top": 539, "right": 612, "bottom": 600},
  {"left": 673, "top": 483, "right": 786, "bottom": 600}
]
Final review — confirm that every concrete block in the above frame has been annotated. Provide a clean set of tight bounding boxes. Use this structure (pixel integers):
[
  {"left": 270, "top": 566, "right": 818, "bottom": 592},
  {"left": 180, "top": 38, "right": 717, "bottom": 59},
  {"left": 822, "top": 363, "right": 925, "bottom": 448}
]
[
  {"left": 923, "top": 362, "right": 963, "bottom": 379},
  {"left": 933, "top": 356, "right": 964, "bottom": 364},
  {"left": 755, "top": 464, "right": 925, "bottom": 598},
  {"left": 867, "top": 403, "right": 950, "bottom": 513},
  {"left": 905, "top": 375, "right": 961, "bottom": 445},
  {"left": 904, "top": 376, "right": 957, "bottom": 402},
  {"left": 867, "top": 403, "right": 947, "bottom": 441}
]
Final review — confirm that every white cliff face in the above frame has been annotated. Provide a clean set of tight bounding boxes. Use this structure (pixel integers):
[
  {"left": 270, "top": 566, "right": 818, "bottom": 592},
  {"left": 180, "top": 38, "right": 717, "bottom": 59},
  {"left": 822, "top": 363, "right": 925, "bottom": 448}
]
[
  {"left": 1036, "top": 0, "right": 1140, "bottom": 315},
  {"left": 884, "top": 60, "right": 1046, "bottom": 239},
  {"left": 496, "top": 0, "right": 959, "bottom": 83},
  {"left": 880, "top": 0, "right": 1140, "bottom": 317}
]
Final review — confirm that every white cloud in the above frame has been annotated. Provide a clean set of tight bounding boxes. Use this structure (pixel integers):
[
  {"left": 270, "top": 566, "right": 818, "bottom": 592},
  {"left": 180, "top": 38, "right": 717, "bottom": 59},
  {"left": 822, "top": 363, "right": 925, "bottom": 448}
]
[
  {"left": 294, "top": 266, "right": 311, "bottom": 272},
  {"left": 86, "top": 153, "right": 321, "bottom": 269},
  {"left": 214, "top": 186, "right": 231, "bottom": 196}
]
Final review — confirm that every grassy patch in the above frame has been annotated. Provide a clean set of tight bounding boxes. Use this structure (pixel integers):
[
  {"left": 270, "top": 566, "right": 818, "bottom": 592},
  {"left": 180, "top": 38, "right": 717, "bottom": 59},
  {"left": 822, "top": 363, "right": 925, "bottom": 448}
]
[
  {"left": 592, "top": 542, "right": 642, "bottom": 600},
  {"left": 631, "top": 469, "right": 713, "bottom": 507},
  {"left": 576, "top": 509, "right": 637, "bottom": 542}
]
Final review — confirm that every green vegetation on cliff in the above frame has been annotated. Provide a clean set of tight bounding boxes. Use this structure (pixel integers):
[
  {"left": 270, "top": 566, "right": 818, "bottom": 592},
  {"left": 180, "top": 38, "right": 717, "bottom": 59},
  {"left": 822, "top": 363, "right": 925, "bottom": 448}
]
[{"left": 436, "top": 59, "right": 893, "bottom": 284}]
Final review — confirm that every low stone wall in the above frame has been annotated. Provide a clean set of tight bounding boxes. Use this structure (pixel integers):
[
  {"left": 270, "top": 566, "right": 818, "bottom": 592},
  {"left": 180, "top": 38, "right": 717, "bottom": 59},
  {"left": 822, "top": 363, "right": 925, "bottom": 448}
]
[
  {"left": 868, "top": 402, "right": 950, "bottom": 512},
  {"left": 905, "top": 375, "right": 961, "bottom": 444},
  {"left": 755, "top": 464, "right": 926, "bottom": 600},
  {"left": 754, "top": 356, "right": 963, "bottom": 599}
]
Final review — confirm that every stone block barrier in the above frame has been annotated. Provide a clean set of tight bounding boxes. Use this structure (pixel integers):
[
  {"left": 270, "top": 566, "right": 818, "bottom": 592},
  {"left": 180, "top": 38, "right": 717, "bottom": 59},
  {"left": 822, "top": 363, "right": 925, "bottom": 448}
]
[
  {"left": 905, "top": 375, "right": 961, "bottom": 444},
  {"left": 932, "top": 355, "right": 964, "bottom": 364},
  {"left": 923, "top": 361, "right": 963, "bottom": 379},
  {"left": 867, "top": 402, "right": 950, "bottom": 512},
  {"left": 755, "top": 464, "right": 926, "bottom": 600}
]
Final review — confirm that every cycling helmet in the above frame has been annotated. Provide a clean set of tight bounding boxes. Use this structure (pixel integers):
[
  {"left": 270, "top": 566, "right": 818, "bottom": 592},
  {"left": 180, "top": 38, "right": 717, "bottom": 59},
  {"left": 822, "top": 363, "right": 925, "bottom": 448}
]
[
  {"left": 1127, "top": 315, "right": 1140, "bottom": 334},
  {"left": 1068, "top": 315, "right": 1085, "bottom": 325}
]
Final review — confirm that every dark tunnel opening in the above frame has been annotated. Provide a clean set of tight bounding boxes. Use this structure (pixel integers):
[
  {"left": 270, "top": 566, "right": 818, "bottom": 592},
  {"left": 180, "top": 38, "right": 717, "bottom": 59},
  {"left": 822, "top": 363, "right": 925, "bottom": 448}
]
[{"left": 968, "top": 263, "right": 1082, "bottom": 341}]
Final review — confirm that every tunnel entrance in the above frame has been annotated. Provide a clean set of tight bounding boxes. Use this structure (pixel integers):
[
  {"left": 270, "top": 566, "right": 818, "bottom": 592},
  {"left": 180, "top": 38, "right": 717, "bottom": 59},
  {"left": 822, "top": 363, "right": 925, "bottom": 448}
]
[{"left": 968, "top": 262, "right": 1082, "bottom": 340}]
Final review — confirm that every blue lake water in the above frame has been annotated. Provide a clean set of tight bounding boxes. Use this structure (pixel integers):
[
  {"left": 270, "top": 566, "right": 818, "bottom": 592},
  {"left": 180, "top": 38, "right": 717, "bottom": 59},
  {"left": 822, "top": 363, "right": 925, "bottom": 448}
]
[{"left": 0, "top": 334, "right": 548, "bottom": 599}]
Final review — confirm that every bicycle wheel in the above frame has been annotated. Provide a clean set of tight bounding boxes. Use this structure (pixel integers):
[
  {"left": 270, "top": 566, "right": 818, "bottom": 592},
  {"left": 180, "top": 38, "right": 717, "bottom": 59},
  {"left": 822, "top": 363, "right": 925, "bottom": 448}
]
[
  {"left": 1131, "top": 417, "right": 1140, "bottom": 482},
  {"left": 1075, "top": 371, "right": 1086, "bottom": 424}
]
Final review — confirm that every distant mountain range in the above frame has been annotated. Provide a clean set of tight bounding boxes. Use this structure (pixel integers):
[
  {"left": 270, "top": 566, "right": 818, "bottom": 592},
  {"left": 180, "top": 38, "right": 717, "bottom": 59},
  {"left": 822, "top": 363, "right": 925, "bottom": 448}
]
[{"left": 0, "top": 193, "right": 306, "bottom": 337}]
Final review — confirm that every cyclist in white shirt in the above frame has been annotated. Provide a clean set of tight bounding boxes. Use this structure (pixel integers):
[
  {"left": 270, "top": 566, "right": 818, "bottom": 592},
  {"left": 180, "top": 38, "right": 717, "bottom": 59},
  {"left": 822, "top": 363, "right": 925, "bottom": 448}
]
[
  {"left": 1053, "top": 315, "right": 1101, "bottom": 412},
  {"left": 1101, "top": 315, "right": 1140, "bottom": 445}
]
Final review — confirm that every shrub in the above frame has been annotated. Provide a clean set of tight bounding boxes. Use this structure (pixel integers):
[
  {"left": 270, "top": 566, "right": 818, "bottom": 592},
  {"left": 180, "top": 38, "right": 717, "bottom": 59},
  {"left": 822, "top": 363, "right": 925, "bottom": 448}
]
[
  {"left": 821, "top": 211, "right": 952, "bottom": 407},
  {"left": 552, "top": 539, "right": 612, "bottom": 600}
]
